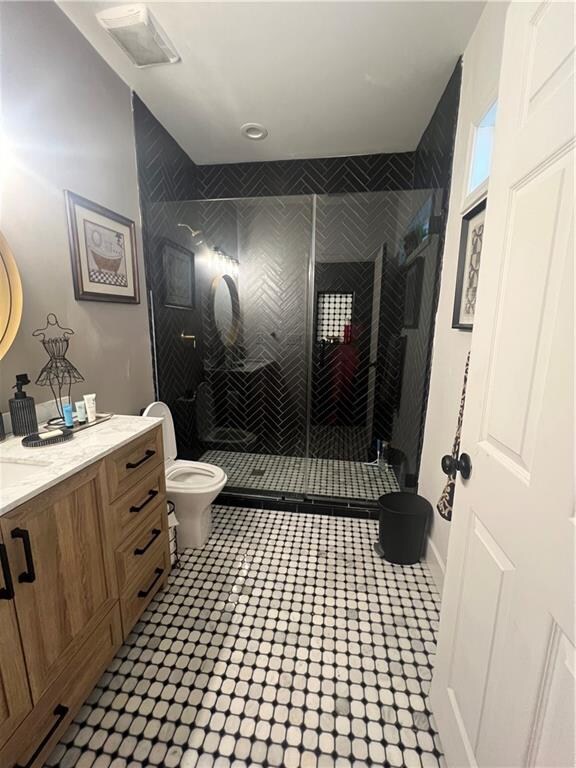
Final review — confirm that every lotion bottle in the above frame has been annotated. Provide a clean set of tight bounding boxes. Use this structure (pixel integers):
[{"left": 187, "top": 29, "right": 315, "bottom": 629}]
[{"left": 9, "top": 374, "right": 39, "bottom": 436}]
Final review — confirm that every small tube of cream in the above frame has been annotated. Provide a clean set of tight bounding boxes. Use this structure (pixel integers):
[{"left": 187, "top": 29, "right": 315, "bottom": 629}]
[
  {"left": 63, "top": 403, "right": 74, "bottom": 428},
  {"left": 75, "top": 401, "right": 87, "bottom": 424},
  {"left": 83, "top": 393, "right": 97, "bottom": 423}
]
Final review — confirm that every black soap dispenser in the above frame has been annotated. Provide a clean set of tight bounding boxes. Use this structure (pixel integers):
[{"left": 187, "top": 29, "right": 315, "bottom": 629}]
[{"left": 9, "top": 374, "right": 39, "bottom": 436}]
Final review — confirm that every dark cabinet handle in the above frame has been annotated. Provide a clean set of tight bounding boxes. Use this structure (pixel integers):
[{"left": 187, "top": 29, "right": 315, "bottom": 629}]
[
  {"left": 441, "top": 452, "right": 472, "bottom": 480},
  {"left": 15, "top": 704, "right": 69, "bottom": 768},
  {"left": 129, "top": 488, "right": 159, "bottom": 513},
  {"left": 0, "top": 543, "right": 14, "bottom": 600},
  {"left": 138, "top": 567, "right": 164, "bottom": 598},
  {"left": 134, "top": 528, "right": 161, "bottom": 556},
  {"left": 11, "top": 528, "right": 36, "bottom": 583},
  {"left": 126, "top": 449, "right": 155, "bottom": 470}
]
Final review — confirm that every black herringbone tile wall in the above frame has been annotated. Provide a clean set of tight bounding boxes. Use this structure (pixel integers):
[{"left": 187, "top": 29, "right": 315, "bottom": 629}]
[
  {"left": 133, "top": 96, "right": 203, "bottom": 454},
  {"left": 179, "top": 196, "right": 314, "bottom": 458},
  {"left": 197, "top": 153, "right": 415, "bottom": 200},
  {"left": 392, "top": 61, "right": 462, "bottom": 484}
]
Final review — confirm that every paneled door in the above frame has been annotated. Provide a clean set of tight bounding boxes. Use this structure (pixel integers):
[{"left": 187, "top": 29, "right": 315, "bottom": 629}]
[
  {"left": 0, "top": 462, "right": 117, "bottom": 703},
  {"left": 0, "top": 537, "right": 32, "bottom": 748},
  {"left": 431, "top": 3, "right": 574, "bottom": 767}
]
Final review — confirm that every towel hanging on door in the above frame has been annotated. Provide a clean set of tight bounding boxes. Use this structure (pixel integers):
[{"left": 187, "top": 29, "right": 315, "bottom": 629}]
[{"left": 437, "top": 352, "right": 471, "bottom": 521}]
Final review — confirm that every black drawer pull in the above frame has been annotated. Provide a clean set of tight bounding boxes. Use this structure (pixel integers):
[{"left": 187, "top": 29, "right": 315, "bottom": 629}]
[
  {"left": 11, "top": 528, "right": 36, "bottom": 583},
  {"left": 129, "top": 488, "right": 159, "bottom": 513},
  {"left": 138, "top": 567, "right": 164, "bottom": 598},
  {"left": 126, "top": 449, "right": 155, "bottom": 470},
  {"left": 134, "top": 528, "right": 161, "bottom": 556},
  {"left": 15, "top": 704, "right": 69, "bottom": 768},
  {"left": 0, "top": 543, "right": 14, "bottom": 600}
]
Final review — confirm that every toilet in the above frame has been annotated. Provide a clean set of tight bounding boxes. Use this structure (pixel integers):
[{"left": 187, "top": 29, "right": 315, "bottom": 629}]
[{"left": 142, "top": 401, "right": 227, "bottom": 549}]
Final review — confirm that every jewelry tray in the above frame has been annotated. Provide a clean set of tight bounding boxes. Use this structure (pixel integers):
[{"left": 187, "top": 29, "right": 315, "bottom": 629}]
[{"left": 42, "top": 413, "right": 113, "bottom": 433}]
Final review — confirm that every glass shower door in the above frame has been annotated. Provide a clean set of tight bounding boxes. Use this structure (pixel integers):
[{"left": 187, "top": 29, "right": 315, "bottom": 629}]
[
  {"left": 184, "top": 195, "right": 314, "bottom": 495},
  {"left": 305, "top": 190, "right": 435, "bottom": 501}
]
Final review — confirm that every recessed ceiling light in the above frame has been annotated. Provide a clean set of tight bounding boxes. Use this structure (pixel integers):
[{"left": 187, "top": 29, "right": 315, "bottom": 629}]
[{"left": 241, "top": 123, "right": 268, "bottom": 141}]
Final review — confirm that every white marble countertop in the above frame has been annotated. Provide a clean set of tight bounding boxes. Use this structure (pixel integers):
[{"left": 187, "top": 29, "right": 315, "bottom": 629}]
[{"left": 0, "top": 415, "right": 162, "bottom": 517}]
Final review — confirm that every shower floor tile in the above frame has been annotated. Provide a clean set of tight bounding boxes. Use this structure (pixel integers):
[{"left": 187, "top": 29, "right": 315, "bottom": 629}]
[
  {"left": 199, "top": 451, "right": 400, "bottom": 501},
  {"left": 46, "top": 506, "right": 444, "bottom": 768}
]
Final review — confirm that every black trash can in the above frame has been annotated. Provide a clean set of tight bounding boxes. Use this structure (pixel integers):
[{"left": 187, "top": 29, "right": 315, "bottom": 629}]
[{"left": 377, "top": 492, "right": 432, "bottom": 565}]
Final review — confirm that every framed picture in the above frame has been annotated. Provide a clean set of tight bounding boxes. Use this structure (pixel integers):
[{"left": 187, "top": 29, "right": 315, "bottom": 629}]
[
  {"left": 453, "top": 198, "right": 486, "bottom": 330},
  {"left": 162, "top": 239, "right": 195, "bottom": 310},
  {"left": 403, "top": 257, "right": 424, "bottom": 329},
  {"left": 65, "top": 191, "right": 139, "bottom": 303}
]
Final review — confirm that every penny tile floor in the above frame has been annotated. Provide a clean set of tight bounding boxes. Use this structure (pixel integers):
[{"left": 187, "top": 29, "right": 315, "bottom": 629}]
[
  {"left": 46, "top": 506, "right": 444, "bottom": 768},
  {"left": 199, "top": 452, "right": 400, "bottom": 501}
]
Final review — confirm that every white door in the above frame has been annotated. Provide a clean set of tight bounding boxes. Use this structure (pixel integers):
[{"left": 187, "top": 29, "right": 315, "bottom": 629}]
[{"left": 431, "top": 3, "right": 575, "bottom": 768}]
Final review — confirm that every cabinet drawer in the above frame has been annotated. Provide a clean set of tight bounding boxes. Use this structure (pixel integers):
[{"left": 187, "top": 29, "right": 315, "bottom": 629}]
[
  {"left": 115, "top": 505, "right": 168, "bottom": 593},
  {"left": 120, "top": 548, "right": 169, "bottom": 637},
  {"left": 110, "top": 464, "right": 166, "bottom": 544},
  {"left": 105, "top": 427, "right": 163, "bottom": 501},
  {"left": 0, "top": 604, "right": 122, "bottom": 768}
]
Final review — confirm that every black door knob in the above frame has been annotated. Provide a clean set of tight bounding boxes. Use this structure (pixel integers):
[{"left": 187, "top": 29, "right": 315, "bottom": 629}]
[{"left": 441, "top": 452, "right": 472, "bottom": 480}]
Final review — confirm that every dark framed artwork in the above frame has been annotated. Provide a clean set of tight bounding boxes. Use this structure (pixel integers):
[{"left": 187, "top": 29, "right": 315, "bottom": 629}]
[
  {"left": 403, "top": 257, "right": 424, "bottom": 329},
  {"left": 453, "top": 197, "right": 486, "bottom": 330},
  {"left": 162, "top": 239, "right": 195, "bottom": 310},
  {"left": 65, "top": 191, "right": 139, "bottom": 303}
]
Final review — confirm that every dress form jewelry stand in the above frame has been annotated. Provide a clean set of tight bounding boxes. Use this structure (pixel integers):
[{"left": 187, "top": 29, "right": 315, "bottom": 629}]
[{"left": 33, "top": 313, "right": 84, "bottom": 423}]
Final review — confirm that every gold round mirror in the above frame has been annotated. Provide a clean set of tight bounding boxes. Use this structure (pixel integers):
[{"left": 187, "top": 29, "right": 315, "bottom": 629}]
[{"left": 0, "top": 231, "right": 23, "bottom": 361}]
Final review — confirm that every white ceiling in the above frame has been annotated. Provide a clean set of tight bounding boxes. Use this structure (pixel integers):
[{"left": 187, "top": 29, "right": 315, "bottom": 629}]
[{"left": 59, "top": 1, "right": 484, "bottom": 165}]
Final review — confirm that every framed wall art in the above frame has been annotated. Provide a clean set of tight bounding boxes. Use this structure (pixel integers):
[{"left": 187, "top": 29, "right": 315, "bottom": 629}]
[
  {"left": 452, "top": 197, "right": 486, "bottom": 330},
  {"left": 162, "top": 239, "right": 195, "bottom": 310},
  {"left": 65, "top": 191, "right": 139, "bottom": 303}
]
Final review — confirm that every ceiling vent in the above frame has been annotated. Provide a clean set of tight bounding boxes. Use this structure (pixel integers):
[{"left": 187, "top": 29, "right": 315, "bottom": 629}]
[{"left": 96, "top": 5, "right": 180, "bottom": 68}]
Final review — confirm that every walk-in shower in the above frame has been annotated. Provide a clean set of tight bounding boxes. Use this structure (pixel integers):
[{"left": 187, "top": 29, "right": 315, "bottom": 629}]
[{"left": 146, "top": 189, "right": 439, "bottom": 504}]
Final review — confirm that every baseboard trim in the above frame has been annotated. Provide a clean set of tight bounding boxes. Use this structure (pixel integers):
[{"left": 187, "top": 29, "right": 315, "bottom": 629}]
[{"left": 425, "top": 535, "right": 446, "bottom": 593}]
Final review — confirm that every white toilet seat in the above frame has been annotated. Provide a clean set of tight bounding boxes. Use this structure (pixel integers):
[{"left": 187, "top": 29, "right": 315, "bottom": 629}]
[{"left": 165, "top": 459, "right": 227, "bottom": 494}]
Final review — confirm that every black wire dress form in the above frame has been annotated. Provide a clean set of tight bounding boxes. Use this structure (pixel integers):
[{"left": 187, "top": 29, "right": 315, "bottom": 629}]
[{"left": 33, "top": 313, "right": 84, "bottom": 419}]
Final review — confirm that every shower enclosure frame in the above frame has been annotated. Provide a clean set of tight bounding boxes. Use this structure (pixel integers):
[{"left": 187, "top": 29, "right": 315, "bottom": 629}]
[{"left": 146, "top": 187, "right": 440, "bottom": 504}]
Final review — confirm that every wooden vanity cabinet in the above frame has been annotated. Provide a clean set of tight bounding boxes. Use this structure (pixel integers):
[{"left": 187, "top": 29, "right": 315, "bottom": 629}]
[
  {"left": 0, "top": 535, "right": 32, "bottom": 749},
  {"left": 0, "top": 461, "right": 117, "bottom": 704},
  {"left": 0, "top": 425, "right": 169, "bottom": 768}
]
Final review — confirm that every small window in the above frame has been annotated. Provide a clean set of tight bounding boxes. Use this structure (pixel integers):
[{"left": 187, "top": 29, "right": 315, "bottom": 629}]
[
  {"left": 468, "top": 102, "right": 498, "bottom": 193},
  {"left": 316, "top": 292, "right": 353, "bottom": 343}
]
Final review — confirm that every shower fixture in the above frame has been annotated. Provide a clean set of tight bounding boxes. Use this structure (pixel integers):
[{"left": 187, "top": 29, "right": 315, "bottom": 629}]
[{"left": 177, "top": 223, "right": 203, "bottom": 244}]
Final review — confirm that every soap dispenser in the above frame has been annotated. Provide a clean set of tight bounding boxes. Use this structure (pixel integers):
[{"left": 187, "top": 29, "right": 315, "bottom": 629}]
[{"left": 9, "top": 374, "right": 39, "bottom": 436}]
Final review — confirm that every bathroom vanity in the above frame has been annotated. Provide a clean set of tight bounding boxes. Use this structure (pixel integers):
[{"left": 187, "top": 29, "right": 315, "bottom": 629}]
[{"left": 0, "top": 416, "right": 170, "bottom": 768}]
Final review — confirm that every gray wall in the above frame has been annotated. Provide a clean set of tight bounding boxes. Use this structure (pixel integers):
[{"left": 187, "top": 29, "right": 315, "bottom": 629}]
[{"left": 0, "top": 2, "right": 153, "bottom": 415}]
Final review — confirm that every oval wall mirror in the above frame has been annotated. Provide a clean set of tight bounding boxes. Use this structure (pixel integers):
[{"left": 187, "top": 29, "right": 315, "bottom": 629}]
[
  {"left": 210, "top": 274, "right": 240, "bottom": 348},
  {"left": 0, "top": 231, "right": 23, "bottom": 361}
]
